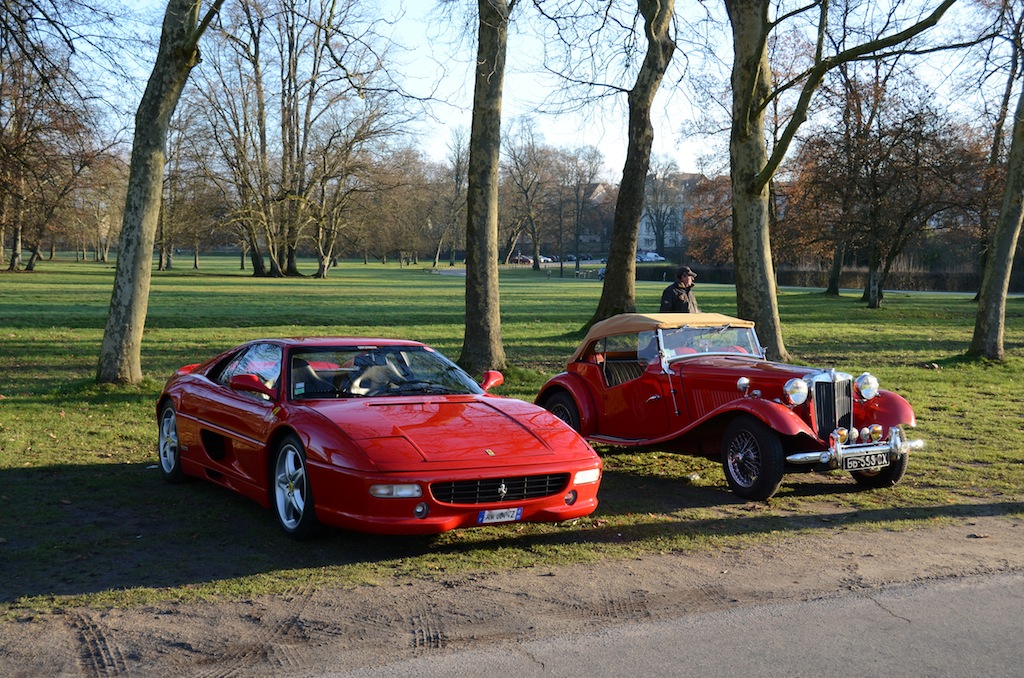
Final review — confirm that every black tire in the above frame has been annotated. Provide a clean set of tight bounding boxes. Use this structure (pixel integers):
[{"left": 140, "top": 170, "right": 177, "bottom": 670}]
[
  {"left": 272, "top": 434, "right": 318, "bottom": 540},
  {"left": 157, "top": 402, "right": 186, "bottom": 484},
  {"left": 851, "top": 452, "right": 909, "bottom": 488},
  {"left": 545, "top": 391, "right": 581, "bottom": 432},
  {"left": 721, "top": 415, "right": 785, "bottom": 500}
]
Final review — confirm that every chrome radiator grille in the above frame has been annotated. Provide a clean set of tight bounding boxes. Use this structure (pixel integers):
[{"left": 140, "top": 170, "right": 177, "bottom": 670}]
[
  {"left": 814, "top": 377, "right": 853, "bottom": 439},
  {"left": 430, "top": 474, "right": 570, "bottom": 505}
]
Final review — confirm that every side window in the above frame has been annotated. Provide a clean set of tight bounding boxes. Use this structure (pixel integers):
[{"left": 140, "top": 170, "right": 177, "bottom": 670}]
[
  {"left": 600, "top": 333, "right": 647, "bottom": 387},
  {"left": 218, "top": 343, "right": 283, "bottom": 391}
]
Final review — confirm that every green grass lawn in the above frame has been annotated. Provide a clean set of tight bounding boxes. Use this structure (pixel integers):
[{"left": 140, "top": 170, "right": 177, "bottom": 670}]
[{"left": 1, "top": 256, "right": 1022, "bottom": 615}]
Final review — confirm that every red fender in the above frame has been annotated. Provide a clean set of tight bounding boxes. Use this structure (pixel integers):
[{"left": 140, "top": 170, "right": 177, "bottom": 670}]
[
  {"left": 856, "top": 389, "right": 917, "bottom": 428},
  {"left": 717, "top": 397, "right": 819, "bottom": 439},
  {"left": 536, "top": 373, "right": 599, "bottom": 437}
]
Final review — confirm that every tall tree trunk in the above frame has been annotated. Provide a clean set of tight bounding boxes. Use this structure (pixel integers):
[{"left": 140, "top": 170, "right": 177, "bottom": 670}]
[
  {"left": 969, "top": 86, "right": 1024, "bottom": 360},
  {"left": 459, "top": 0, "right": 516, "bottom": 375},
  {"left": 97, "top": 0, "right": 224, "bottom": 384},
  {"left": 24, "top": 244, "right": 41, "bottom": 271},
  {"left": 727, "top": 0, "right": 789, "bottom": 361},
  {"left": 7, "top": 223, "right": 22, "bottom": 271},
  {"left": 587, "top": 0, "right": 675, "bottom": 329}
]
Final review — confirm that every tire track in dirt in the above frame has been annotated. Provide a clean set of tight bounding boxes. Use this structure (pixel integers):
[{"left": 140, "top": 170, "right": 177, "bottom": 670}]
[
  {"left": 408, "top": 605, "right": 448, "bottom": 651},
  {"left": 188, "top": 589, "right": 316, "bottom": 678},
  {"left": 69, "top": 611, "right": 130, "bottom": 677}
]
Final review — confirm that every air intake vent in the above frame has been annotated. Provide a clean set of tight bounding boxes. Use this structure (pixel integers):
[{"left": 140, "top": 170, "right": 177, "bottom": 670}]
[{"left": 430, "top": 474, "right": 570, "bottom": 505}]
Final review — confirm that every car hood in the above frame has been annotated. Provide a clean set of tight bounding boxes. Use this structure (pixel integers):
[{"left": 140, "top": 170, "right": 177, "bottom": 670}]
[
  {"left": 308, "top": 396, "right": 591, "bottom": 471},
  {"left": 675, "top": 355, "right": 845, "bottom": 380}
]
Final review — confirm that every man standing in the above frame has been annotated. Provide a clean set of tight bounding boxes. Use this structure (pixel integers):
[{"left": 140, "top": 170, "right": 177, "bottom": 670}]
[{"left": 660, "top": 266, "right": 700, "bottom": 313}]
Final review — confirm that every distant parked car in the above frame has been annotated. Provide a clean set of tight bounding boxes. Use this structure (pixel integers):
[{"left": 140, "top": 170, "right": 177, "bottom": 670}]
[
  {"left": 536, "top": 313, "right": 922, "bottom": 500},
  {"left": 638, "top": 252, "right": 666, "bottom": 262},
  {"left": 158, "top": 337, "right": 602, "bottom": 539},
  {"left": 538, "top": 255, "right": 553, "bottom": 263},
  {"left": 510, "top": 254, "right": 533, "bottom": 265}
]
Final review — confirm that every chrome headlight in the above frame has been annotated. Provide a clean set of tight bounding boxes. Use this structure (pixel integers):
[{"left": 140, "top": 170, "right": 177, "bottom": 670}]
[
  {"left": 783, "top": 378, "right": 808, "bottom": 406},
  {"left": 854, "top": 372, "right": 880, "bottom": 400}
]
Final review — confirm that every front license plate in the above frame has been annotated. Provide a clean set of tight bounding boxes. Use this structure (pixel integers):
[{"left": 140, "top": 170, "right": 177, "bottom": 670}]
[
  {"left": 842, "top": 452, "right": 891, "bottom": 471},
  {"left": 478, "top": 507, "right": 524, "bottom": 524}
]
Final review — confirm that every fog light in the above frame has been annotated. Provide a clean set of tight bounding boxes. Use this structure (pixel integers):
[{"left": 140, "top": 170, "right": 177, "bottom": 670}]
[
  {"left": 869, "top": 423, "right": 883, "bottom": 441},
  {"left": 564, "top": 490, "right": 578, "bottom": 506},
  {"left": 836, "top": 428, "right": 849, "bottom": 444},
  {"left": 413, "top": 502, "right": 430, "bottom": 519}
]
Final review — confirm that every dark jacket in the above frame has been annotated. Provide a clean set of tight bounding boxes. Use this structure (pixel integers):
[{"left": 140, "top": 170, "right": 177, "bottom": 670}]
[{"left": 660, "top": 282, "right": 700, "bottom": 313}]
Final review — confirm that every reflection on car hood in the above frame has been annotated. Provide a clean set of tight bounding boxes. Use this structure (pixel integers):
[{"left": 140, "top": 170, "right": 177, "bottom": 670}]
[
  {"left": 310, "top": 397, "right": 588, "bottom": 469},
  {"left": 677, "top": 354, "right": 814, "bottom": 376}
]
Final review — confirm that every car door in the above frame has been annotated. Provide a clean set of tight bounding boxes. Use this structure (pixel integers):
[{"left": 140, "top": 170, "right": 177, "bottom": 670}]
[
  {"left": 594, "top": 332, "right": 670, "bottom": 440},
  {"left": 198, "top": 342, "right": 283, "bottom": 488}
]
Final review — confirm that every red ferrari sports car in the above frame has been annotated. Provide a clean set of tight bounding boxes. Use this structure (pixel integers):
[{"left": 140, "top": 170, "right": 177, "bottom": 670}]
[{"left": 157, "top": 337, "right": 602, "bottom": 539}]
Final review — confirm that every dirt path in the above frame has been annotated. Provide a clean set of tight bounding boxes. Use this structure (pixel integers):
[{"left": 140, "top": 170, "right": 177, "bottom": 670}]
[{"left": 2, "top": 513, "right": 1022, "bottom": 677}]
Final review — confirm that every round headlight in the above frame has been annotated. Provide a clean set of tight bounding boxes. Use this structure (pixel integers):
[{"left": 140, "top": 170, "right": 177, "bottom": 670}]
[
  {"left": 784, "top": 378, "right": 808, "bottom": 406},
  {"left": 854, "top": 372, "right": 880, "bottom": 400}
]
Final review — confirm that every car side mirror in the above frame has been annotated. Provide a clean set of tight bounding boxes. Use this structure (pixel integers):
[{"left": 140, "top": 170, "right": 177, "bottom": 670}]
[
  {"left": 480, "top": 370, "right": 504, "bottom": 392},
  {"left": 228, "top": 374, "right": 277, "bottom": 399}
]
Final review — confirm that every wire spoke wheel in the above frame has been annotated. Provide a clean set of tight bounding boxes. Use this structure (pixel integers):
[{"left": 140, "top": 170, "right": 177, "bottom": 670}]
[{"left": 721, "top": 416, "right": 784, "bottom": 500}]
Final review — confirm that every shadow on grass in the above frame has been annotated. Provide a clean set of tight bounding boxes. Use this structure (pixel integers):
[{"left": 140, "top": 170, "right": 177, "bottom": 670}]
[{"left": 2, "top": 461, "right": 1022, "bottom": 605}]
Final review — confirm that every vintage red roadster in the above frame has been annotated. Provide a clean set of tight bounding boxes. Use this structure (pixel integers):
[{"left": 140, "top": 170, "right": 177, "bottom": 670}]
[
  {"left": 536, "top": 313, "right": 922, "bottom": 500},
  {"left": 157, "top": 337, "right": 602, "bottom": 539}
]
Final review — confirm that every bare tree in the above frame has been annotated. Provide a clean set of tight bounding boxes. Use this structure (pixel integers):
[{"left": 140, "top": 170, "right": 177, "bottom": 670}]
[
  {"left": 459, "top": 0, "right": 519, "bottom": 375},
  {"left": 97, "top": 0, "right": 226, "bottom": 384},
  {"left": 564, "top": 145, "right": 603, "bottom": 270},
  {"left": 643, "top": 153, "right": 682, "bottom": 256},
  {"left": 535, "top": 0, "right": 677, "bottom": 327},
  {"left": 784, "top": 64, "right": 981, "bottom": 307},
  {"left": 724, "top": 0, "right": 955, "bottom": 360},
  {"left": 432, "top": 127, "right": 468, "bottom": 268},
  {"left": 502, "top": 117, "right": 557, "bottom": 270},
  {"left": 967, "top": 0, "right": 1024, "bottom": 360},
  {"left": 1, "top": 0, "right": 109, "bottom": 271}
]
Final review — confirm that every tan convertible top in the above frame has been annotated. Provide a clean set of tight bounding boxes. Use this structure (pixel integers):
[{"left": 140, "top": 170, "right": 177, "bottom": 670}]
[{"left": 569, "top": 313, "right": 755, "bottom": 363}]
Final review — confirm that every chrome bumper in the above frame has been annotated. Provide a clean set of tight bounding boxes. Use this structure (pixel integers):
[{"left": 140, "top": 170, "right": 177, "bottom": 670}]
[{"left": 786, "top": 426, "right": 924, "bottom": 467}]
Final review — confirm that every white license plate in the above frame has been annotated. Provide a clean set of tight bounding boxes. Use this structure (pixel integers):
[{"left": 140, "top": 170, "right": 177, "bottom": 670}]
[
  {"left": 478, "top": 507, "right": 524, "bottom": 524},
  {"left": 842, "top": 451, "right": 891, "bottom": 471}
]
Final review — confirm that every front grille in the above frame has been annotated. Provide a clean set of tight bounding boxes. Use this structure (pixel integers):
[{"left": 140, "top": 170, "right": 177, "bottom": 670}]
[
  {"left": 430, "top": 473, "right": 571, "bottom": 505},
  {"left": 814, "top": 377, "right": 853, "bottom": 439}
]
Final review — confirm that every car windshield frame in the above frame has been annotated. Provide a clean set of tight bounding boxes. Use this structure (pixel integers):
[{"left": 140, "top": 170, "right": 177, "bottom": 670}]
[
  {"left": 287, "top": 345, "right": 485, "bottom": 400},
  {"left": 658, "top": 324, "right": 763, "bottom": 362}
]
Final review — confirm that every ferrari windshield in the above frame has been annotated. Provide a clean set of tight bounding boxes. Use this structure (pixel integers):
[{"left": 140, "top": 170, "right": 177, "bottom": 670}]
[
  {"left": 656, "top": 324, "right": 761, "bottom": 359},
  {"left": 289, "top": 345, "right": 484, "bottom": 399}
]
